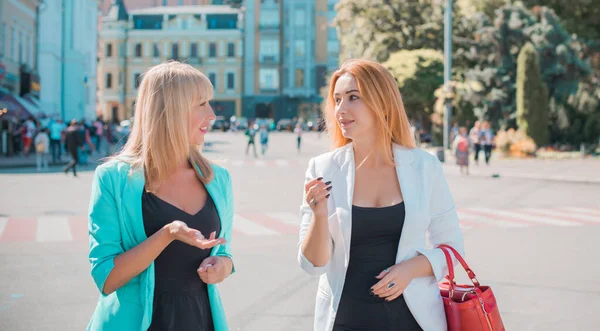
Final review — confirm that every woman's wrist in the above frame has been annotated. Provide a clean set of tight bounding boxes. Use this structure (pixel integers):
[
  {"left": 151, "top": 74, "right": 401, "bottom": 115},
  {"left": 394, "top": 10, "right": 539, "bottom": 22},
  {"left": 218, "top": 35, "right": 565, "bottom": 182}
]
[{"left": 160, "top": 224, "right": 175, "bottom": 244}]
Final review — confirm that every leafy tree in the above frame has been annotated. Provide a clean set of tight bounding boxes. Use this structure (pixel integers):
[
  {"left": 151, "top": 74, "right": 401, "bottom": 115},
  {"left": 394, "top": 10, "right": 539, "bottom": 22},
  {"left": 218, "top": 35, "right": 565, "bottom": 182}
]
[
  {"left": 516, "top": 42, "right": 549, "bottom": 146},
  {"left": 383, "top": 49, "right": 444, "bottom": 125}
]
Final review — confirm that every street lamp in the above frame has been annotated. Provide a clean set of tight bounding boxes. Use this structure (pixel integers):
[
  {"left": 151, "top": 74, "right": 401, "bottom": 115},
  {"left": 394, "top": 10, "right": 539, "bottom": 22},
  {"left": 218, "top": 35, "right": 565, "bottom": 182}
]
[{"left": 442, "top": 0, "right": 453, "bottom": 162}]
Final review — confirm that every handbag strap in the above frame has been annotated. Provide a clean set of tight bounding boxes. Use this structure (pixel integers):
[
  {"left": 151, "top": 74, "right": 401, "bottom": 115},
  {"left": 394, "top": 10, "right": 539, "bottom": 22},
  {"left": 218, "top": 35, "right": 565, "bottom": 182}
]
[{"left": 438, "top": 244, "right": 481, "bottom": 287}]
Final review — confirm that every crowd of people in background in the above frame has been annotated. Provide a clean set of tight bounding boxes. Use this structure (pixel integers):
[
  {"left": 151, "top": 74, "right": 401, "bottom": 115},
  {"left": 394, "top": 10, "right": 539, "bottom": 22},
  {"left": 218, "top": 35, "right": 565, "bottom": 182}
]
[
  {"left": 8, "top": 116, "right": 130, "bottom": 174},
  {"left": 451, "top": 120, "right": 495, "bottom": 175}
]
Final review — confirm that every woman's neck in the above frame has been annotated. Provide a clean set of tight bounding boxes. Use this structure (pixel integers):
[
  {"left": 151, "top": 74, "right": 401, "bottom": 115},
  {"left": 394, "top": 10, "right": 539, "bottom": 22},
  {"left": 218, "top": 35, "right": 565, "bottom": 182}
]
[{"left": 352, "top": 139, "right": 389, "bottom": 169}]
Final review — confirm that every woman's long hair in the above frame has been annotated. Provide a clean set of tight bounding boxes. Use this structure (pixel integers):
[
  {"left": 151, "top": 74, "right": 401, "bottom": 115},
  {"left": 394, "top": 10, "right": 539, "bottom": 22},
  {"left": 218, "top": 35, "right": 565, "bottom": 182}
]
[
  {"left": 324, "top": 59, "right": 416, "bottom": 165},
  {"left": 112, "top": 61, "right": 214, "bottom": 191}
]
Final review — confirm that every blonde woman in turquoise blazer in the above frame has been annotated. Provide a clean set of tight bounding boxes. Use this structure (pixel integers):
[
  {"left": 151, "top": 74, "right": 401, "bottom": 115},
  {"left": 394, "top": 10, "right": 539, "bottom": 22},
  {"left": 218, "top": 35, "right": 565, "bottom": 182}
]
[{"left": 87, "top": 62, "right": 234, "bottom": 331}]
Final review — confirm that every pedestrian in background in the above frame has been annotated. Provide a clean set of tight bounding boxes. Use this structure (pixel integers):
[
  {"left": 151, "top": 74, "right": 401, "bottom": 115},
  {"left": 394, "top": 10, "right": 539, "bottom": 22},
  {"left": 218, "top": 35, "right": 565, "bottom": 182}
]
[
  {"left": 63, "top": 120, "right": 83, "bottom": 177},
  {"left": 49, "top": 119, "right": 66, "bottom": 164},
  {"left": 259, "top": 125, "right": 269, "bottom": 155},
  {"left": 469, "top": 120, "right": 481, "bottom": 165},
  {"left": 453, "top": 126, "right": 471, "bottom": 175},
  {"left": 480, "top": 121, "right": 494, "bottom": 165},
  {"left": 34, "top": 128, "right": 50, "bottom": 172},
  {"left": 294, "top": 123, "right": 303, "bottom": 153},
  {"left": 245, "top": 123, "right": 258, "bottom": 158},
  {"left": 87, "top": 62, "right": 234, "bottom": 331},
  {"left": 298, "top": 59, "right": 463, "bottom": 331}
]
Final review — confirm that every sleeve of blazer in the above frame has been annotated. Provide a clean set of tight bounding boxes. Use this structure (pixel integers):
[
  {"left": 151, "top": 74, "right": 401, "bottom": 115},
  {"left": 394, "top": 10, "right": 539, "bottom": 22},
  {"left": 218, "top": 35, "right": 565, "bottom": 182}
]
[
  {"left": 297, "top": 158, "right": 333, "bottom": 276},
  {"left": 88, "top": 165, "right": 123, "bottom": 295},
  {"left": 416, "top": 157, "right": 464, "bottom": 283},
  {"left": 215, "top": 170, "right": 235, "bottom": 274}
]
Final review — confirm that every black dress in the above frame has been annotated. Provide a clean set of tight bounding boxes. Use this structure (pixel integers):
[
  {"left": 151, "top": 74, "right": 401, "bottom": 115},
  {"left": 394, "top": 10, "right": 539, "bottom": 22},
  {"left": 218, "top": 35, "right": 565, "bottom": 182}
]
[
  {"left": 143, "top": 189, "right": 221, "bottom": 331},
  {"left": 333, "top": 202, "right": 423, "bottom": 331}
]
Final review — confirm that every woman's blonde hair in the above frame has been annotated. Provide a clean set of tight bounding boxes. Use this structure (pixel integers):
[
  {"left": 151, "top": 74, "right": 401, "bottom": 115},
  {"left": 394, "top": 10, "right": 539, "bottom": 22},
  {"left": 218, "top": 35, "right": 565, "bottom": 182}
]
[
  {"left": 112, "top": 61, "right": 214, "bottom": 191},
  {"left": 324, "top": 59, "right": 415, "bottom": 165}
]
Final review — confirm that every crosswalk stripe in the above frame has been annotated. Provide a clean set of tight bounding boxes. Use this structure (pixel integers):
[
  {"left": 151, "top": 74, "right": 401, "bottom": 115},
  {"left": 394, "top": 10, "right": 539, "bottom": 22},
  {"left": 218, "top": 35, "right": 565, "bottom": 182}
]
[
  {"left": 239, "top": 213, "right": 298, "bottom": 234},
  {"left": 231, "top": 160, "right": 244, "bottom": 167},
  {"left": 275, "top": 160, "right": 289, "bottom": 167},
  {"left": 470, "top": 207, "right": 579, "bottom": 227},
  {"left": 0, "top": 218, "right": 36, "bottom": 242},
  {"left": 457, "top": 211, "right": 528, "bottom": 228},
  {"left": 233, "top": 215, "right": 278, "bottom": 236},
  {"left": 0, "top": 217, "right": 8, "bottom": 238},
  {"left": 560, "top": 207, "right": 600, "bottom": 217},
  {"left": 522, "top": 208, "right": 600, "bottom": 224},
  {"left": 265, "top": 212, "right": 299, "bottom": 226},
  {"left": 36, "top": 217, "right": 72, "bottom": 242},
  {"left": 255, "top": 160, "right": 267, "bottom": 167}
]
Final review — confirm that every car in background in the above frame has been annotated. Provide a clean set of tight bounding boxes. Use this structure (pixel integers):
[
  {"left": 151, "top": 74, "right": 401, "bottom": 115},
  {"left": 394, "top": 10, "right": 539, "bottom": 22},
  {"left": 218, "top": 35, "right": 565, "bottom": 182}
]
[
  {"left": 210, "top": 116, "right": 230, "bottom": 131},
  {"left": 236, "top": 117, "right": 249, "bottom": 130},
  {"left": 276, "top": 118, "right": 293, "bottom": 131},
  {"left": 255, "top": 118, "right": 275, "bottom": 131}
]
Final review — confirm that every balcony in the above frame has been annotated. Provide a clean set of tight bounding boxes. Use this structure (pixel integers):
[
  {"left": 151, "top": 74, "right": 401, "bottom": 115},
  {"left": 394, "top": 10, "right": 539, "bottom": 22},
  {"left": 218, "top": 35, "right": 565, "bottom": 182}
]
[
  {"left": 259, "top": 55, "right": 280, "bottom": 65},
  {"left": 259, "top": 22, "right": 280, "bottom": 30}
]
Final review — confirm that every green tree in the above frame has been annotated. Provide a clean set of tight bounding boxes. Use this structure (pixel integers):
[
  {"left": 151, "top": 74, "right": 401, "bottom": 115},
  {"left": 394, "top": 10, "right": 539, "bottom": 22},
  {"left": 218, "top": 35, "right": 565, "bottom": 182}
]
[
  {"left": 334, "top": 0, "right": 445, "bottom": 62},
  {"left": 383, "top": 49, "right": 444, "bottom": 125},
  {"left": 516, "top": 43, "right": 549, "bottom": 146}
]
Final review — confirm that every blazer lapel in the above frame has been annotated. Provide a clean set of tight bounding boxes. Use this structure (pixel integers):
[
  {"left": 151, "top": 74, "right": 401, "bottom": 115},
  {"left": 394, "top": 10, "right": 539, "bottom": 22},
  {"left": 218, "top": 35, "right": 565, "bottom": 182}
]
[
  {"left": 195, "top": 164, "right": 227, "bottom": 242},
  {"left": 330, "top": 144, "right": 354, "bottom": 268},
  {"left": 121, "top": 167, "right": 148, "bottom": 246},
  {"left": 393, "top": 146, "right": 418, "bottom": 263}
]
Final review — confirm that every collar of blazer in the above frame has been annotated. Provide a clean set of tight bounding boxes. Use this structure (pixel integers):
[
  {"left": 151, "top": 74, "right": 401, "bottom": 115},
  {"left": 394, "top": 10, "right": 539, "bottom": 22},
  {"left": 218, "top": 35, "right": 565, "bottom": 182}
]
[{"left": 324, "top": 143, "right": 419, "bottom": 267}]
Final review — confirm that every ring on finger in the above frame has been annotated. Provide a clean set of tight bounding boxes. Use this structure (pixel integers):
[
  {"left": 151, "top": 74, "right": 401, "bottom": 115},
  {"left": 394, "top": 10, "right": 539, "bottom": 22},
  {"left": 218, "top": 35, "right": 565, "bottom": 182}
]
[
  {"left": 387, "top": 281, "right": 396, "bottom": 289},
  {"left": 310, "top": 198, "right": 317, "bottom": 206}
]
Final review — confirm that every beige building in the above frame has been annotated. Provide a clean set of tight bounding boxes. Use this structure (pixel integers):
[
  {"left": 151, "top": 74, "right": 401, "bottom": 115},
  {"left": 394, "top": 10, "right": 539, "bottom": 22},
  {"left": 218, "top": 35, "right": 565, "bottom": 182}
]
[{"left": 98, "top": 2, "right": 244, "bottom": 123}]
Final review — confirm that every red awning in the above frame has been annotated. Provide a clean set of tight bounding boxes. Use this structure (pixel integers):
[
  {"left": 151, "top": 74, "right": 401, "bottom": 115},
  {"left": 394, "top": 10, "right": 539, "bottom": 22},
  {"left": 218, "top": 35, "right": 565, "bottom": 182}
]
[{"left": 0, "top": 90, "right": 34, "bottom": 121}]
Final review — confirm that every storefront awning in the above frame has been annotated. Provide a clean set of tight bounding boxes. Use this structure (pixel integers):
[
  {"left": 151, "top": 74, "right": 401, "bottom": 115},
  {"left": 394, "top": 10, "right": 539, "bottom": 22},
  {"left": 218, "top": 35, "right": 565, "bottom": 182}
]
[{"left": 0, "top": 88, "right": 34, "bottom": 121}]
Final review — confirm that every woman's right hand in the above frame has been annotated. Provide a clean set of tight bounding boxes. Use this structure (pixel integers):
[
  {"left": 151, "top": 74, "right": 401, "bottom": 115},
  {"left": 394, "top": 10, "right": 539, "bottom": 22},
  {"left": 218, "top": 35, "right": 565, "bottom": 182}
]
[
  {"left": 305, "top": 177, "right": 332, "bottom": 217},
  {"left": 166, "top": 220, "right": 226, "bottom": 250}
]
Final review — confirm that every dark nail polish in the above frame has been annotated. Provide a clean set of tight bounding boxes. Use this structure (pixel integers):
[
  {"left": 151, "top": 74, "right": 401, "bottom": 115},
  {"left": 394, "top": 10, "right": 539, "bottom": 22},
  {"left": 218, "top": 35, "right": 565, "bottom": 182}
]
[
  {"left": 317, "top": 177, "right": 323, "bottom": 180},
  {"left": 326, "top": 186, "right": 333, "bottom": 191},
  {"left": 325, "top": 181, "right": 332, "bottom": 185},
  {"left": 326, "top": 194, "right": 331, "bottom": 198},
  {"left": 369, "top": 289, "right": 375, "bottom": 296}
]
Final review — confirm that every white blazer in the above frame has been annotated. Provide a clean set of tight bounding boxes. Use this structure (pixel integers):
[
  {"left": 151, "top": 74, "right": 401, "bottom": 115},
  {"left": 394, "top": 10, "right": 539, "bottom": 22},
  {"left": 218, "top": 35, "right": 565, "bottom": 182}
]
[{"left": 298, "top": 143, "right": 464, "bottom": 331}]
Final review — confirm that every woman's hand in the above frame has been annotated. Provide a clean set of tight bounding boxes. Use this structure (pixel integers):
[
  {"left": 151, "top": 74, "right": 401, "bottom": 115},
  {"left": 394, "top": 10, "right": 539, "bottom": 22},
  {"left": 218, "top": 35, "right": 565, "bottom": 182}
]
[
  {"left": 197, "top": 256, "right": 230, "bottom": 284},
  {"left": 167, "top": 220, "right": 226, "bottom": 250},
  {"left": 370, "top": 263, "right": 415, "bottom": 301},
  {"left": 305, "top": 177, "right": 332, "bottom": 216}
]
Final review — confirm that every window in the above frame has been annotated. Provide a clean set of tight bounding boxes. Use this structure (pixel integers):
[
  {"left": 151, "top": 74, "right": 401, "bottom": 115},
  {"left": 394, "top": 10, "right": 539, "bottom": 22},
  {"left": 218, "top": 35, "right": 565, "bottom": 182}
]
[
  {"left": 259, "top": 9, "right": 280, "bottom": 27},
  {"left": 134, "top": 43, "right": 142, "bottom": 57},
  {"left": 18, "top": 31, "right": 23, "bottom": 64},
  {"left": 294, "top": 40, "right": 305, "bottom": 57},
  {"left": 259, "top": 68, "right": 279, "bottom": 90},
  {"left": 209, "top": 43, "right": 217, "bottom": 58},
  {"left": 259, "top": 39, "right": 279, "bottom": 61},
  {"left": 328, "top": 40, "right": 339, "bottom": 57},
  {"left": 208, "top": 73, "right": 217, "bottom": 89},
  {"left": 171, "top": 43, "right": 179, "bottom": 59},
  {"left": 0, "top": 23, "right": 6, "bottom": 58},
  {"left": 10, "top": 27, "right": 16, "bottom": 61},
  {"left": 106, "top": 73, "right": 113, "bottom": 89},
  {"left": 106, "top": 43, "right": 113, "bottom": 57},
  {"left": 206, "top": 14, "right": 238, "bottom": 30},
  {"left": 227, "top": 42, "right": 235, "bottom": 57},
  {"left": 294, "top": 9, "right": 306, "bottom": 27},
  {"left": 227, "top": 73, "right": 235, "bottom": 89},
  {"left": 295, "top": 69, "right": 304, "bottom": 87},
  {"left": 328, "top": 27, "right": 337, "bottom": 40},
  {"left": 190, "top": 43, "right": 198, "bottom": 57},
  {"left": 118, "top": 43, "right": 124, "bottom": 57},
  {"left": 153, "top": 43, "right": 160, "bottom": 58},
  {"left": 212, "top": 0, "right": 224, "bottom": 4},
  {"left": 119, "top": 71, "right": 124, "bottom": 85},
  {"left": 133, "top": 15, "right": 163, "bottom": 30},
  {"left": 134, "top": 73, "right": 141, "bottom": 89}
]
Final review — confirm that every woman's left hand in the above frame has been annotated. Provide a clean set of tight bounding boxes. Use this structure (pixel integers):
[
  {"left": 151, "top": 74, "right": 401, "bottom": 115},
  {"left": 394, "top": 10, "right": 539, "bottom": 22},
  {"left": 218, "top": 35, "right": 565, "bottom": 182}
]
[
  {"left": 197, "top": 256, "right": 229, "bottom": 284},
  {"left": 370, "top": 263, "right": 415, "bottom": 301}
]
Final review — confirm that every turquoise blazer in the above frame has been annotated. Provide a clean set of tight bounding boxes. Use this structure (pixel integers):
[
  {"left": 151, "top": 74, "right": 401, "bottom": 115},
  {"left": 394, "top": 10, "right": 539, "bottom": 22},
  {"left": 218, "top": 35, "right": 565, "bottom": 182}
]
[{"left": 87, "top": 160, "right": 234, "bottom": 331}]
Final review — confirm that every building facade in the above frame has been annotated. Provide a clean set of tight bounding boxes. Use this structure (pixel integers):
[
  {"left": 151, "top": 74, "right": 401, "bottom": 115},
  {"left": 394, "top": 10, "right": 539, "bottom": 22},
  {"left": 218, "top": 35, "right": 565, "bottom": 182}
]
[
  {"left": 0, "top": 0, "right": 40, "bottom": 102},
  {"left": 242, "top": 0, "right": 339, "bottom": 122},
  {"left": 37, "top": 0, "right": 99, "bottom": 121},
  {"left": 98, "top": 2, "right": 244, "bottom": 122}
]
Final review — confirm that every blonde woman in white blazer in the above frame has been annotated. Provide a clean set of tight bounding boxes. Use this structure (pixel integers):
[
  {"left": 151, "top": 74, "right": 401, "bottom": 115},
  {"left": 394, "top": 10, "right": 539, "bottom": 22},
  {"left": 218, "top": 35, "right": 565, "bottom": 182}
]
[{"left": 298, "top": 59, "right": 464, "bottom": 331}]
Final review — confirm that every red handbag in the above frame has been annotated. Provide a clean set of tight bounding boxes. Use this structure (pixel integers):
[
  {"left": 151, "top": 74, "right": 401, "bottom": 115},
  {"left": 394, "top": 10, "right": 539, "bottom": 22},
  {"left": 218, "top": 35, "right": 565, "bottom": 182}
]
[{"left": 438, "top": 244, "right": 505, "bottom": 331}]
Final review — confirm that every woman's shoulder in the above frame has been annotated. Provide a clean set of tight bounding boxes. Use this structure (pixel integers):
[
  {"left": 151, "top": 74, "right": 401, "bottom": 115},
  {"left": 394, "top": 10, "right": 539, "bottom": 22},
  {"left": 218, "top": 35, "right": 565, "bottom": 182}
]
[
  {"left": 94, "top": 159, "right": 132, "bottom": 180},
  {"left": 396, "top": 146, "right": 442, "bottom": 170},
  {"left": 210, "top": 162, "right": 231, "bottom": 181}
]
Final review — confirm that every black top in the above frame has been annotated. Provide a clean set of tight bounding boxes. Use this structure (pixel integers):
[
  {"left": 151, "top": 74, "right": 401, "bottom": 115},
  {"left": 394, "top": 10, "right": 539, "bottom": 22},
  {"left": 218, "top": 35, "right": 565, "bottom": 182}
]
[
  {"left": 143, "top": 189, "right": 221, "bottom": 331},
  {"left": 333, "top": 202, "right": 422, "bottom": 331}
]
